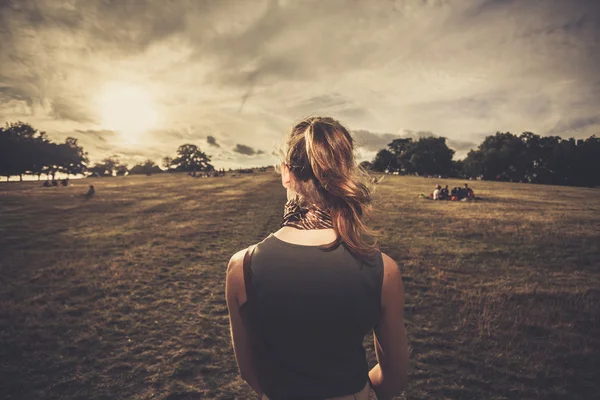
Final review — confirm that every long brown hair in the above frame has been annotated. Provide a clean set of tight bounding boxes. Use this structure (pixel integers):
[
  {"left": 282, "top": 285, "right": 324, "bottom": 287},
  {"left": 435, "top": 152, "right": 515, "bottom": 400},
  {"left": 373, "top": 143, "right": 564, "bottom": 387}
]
[{"left": 283, "top": 116, "right": 378, "bottom": 258}]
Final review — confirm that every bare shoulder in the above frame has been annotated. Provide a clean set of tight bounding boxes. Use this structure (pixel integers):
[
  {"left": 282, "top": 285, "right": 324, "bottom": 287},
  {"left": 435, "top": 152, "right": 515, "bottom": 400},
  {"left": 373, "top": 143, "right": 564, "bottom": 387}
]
[
  {"left": 380, "top": 252, "right": 401, "bottom": 279},
  {"left": 380, "top": 252, "right": 404, "bottom": 301},
  {"left": 227, "top": 248, "right": 247, "bottom": 276},
  {"left": 225, "top": 248, "right": 248, "bottom": 306}
]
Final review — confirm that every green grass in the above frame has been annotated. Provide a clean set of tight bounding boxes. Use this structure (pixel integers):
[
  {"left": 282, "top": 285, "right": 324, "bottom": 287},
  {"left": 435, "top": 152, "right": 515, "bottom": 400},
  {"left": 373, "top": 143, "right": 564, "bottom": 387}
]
[{"left": 1, "top": 173, "right": 598, "bottom": 399}]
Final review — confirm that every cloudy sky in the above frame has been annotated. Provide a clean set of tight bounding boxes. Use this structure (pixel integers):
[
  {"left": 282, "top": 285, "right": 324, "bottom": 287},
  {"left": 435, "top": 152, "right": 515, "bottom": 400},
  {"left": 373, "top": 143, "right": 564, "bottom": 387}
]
[{"left": 1, "top": 0, "right": 599, "bottom": 168}]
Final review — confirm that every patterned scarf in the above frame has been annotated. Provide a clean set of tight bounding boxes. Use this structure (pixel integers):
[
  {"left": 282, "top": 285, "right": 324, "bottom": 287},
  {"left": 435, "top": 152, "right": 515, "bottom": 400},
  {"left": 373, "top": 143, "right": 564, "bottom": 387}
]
[{"left": 281, "top": 196, "right": 333, "bottom": 230}]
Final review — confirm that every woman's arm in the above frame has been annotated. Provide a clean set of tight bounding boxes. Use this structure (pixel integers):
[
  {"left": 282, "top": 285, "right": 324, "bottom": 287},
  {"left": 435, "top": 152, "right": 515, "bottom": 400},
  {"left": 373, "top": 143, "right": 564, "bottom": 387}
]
[
  {"left": 369, "top": 252, "right": 409, "bottom": 399},
  {"left": 226, "top": 249, "right": 262, "bottom": 395}
]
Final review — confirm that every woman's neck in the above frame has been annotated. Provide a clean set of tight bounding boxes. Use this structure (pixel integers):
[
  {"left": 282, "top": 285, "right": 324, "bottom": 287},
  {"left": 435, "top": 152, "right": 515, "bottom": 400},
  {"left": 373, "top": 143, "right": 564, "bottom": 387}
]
[{"left": 273, "top": 226, "right": 338, "bottom": 246}]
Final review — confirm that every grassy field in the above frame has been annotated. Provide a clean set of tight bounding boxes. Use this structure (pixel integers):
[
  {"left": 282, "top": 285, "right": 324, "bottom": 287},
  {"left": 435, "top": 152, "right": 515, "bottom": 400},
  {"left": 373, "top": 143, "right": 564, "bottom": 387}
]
[{"left": 1, "top": 173, "right": 598, "bottom": 400}]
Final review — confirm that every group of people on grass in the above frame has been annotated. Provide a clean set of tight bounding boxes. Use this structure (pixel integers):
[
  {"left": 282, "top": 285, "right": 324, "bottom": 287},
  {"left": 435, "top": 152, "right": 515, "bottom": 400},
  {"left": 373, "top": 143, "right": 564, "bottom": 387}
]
[
  {"left": 42, "top": 178, "right": 69, "bottom": 187},
  {"left": 420, "top": 183, "right": 476, "bottom": 201},
  {"left": 188, "top": 169, "right": 227, "bottom": 178}
]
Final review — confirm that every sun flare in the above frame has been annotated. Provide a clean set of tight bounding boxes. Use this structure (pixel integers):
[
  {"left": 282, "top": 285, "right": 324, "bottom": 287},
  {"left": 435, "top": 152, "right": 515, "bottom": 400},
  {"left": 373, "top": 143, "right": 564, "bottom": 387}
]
[{"left": 97, "top": 83, "right": 159, "bottom": 142}]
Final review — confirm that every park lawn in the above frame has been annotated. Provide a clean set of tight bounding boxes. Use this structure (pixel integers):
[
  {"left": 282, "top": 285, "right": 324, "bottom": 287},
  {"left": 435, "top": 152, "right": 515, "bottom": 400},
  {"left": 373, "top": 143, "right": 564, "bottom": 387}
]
[{"left": 0, "top": 173, "right": 598, "bottom": 399}]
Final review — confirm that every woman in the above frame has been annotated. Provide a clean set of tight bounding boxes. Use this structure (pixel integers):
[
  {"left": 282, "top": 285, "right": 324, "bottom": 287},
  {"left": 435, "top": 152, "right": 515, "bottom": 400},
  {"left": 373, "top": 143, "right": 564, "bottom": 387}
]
[{"left": 226, "top": 117, "right": 408, "bottom": 399}]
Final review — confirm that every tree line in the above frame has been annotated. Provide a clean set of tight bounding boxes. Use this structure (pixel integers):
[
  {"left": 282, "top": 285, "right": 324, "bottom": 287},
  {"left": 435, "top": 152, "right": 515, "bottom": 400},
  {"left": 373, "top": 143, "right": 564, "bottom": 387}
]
[
  {"left": 0, "top": 122, "right": 88, "bottom": 181},
  {"left": 2, "top": 121, "right": 599, "bottom": 187},
  {"left": 367, "top": 132, "right": 600, "bottom": 187},
  {"left": 0, "top": 122, "right": 216, "bottom": 181}
]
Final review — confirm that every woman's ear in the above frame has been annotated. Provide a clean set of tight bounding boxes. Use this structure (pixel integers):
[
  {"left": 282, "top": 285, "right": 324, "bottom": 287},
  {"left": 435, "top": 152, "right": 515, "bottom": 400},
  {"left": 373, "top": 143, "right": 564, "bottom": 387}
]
[{"left": 281, "top": 162, "right": 291, "bottom": 188}]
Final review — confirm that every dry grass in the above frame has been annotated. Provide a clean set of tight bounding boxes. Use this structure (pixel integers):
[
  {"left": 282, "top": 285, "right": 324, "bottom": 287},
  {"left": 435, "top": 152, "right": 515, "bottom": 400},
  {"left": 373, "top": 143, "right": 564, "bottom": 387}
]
[{"left": 0, "top": 173, "right": 598, "bottom": 399}]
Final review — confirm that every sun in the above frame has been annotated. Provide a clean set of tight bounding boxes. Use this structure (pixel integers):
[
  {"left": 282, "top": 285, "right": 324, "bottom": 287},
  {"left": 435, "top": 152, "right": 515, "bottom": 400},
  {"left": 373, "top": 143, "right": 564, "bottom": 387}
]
[{"left": 97, "top": 82, "right": 160, "bottom": 142}]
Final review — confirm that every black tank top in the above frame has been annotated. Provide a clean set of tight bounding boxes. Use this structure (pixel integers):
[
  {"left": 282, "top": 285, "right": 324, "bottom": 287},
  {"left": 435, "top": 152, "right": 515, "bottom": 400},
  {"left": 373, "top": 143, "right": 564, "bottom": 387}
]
[{"left": 241, "top": 233, "right": 384, "bottom": 400}]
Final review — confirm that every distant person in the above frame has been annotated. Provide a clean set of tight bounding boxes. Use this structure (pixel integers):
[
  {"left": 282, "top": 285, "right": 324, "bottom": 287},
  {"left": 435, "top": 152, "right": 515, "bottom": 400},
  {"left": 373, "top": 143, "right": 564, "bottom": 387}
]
[
  {"left": 61, "top": 178, "right": 69, "bottom": 187},
  {"left": 464, "top": 183, "right": 474, "bottom": 198},
  {"left": 441, "top": 185, "right": 449, "bottom": 200},
  {"left": 450, "top": 187, "right": 459, "bottom": 201},
  {"left": 42, "top": 180, "right": 51, "bottom": 188},
  {"left": 433, "top": 184, "right": 441, "bottom": 200},
  {"left": 51, "top": 179, "right": 58, "bottom": 187},
  {"left": 226, "top": 117, "right": 408, "bottom": 400},
  {"left": 84, "top": 185, "right": 95, "bottom": 199}
]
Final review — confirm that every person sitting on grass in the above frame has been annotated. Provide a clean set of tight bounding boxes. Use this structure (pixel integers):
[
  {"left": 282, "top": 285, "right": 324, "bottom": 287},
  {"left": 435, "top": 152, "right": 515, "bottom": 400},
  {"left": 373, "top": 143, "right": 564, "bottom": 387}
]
[
  {"left": 226, "top": 116, "right": 409, "bottom": 400},
  {"left": 84, "top": 185, "right": 95, "bottom": 199},
  {"left": 441, "top": 185, "right": 449, "bottom": 200},
  {"left": 464, "top": 183, "right": 474, "bottom": 198},
  {"left": 432, "top": 184, "right": 442, "bottom": 200}
]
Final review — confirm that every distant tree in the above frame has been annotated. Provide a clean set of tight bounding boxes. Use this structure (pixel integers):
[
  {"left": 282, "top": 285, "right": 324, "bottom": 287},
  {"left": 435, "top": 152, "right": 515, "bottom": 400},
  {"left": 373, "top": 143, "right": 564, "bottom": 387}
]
[
  {"left": 115, "top": 164, "right": 129, "bottom": 176},
  {"left": 30, "top": 131, "right": 52, "bottom": 180},
  {"left": 162, "top": 156, "right": 174, "bottom": 171},
  {"left": 171, "top": 144, "right": 213, "bottom": 172},
  {"left": 462, "top": 149, "right": 484, "bottom": 179},
  {"left": 387, "top": 138, "right": 413, "bottom": 173},
  {"left": 0, "top": 122, "right": 91, "bottom": 181},
  {"left": 462, "top": 132, "right": 526, "bottom": 181},
  {"left": 59, "top": 137, "right": 88, "bottom": 177},
  {"left": 88, "top": 156, "right": 126, "bottom": 177},
  {"left": 41, "top": 142, "right": 62, "bottom": 180},
  {"left": 371, "top": 136, "right": 454, "bottom": 176},
  {"left": 0, "top": 122, "right": 45, "bottom": 181},
  {"left": 87, "top": 164, "right": 107, "bottom": 177},
  {"left": 401, "top": 137, "right": 455, "bottom": 176},
  {"left": 575, "top": 135, "right": 600, "bottom": 187},
  {"left": 450, "top": 159, "right": 464, "bottom": 178},
  {"left": 371, "top": 149, "right": 396, "bottom": 172},
  {"left": 367, "top": 128, "right": 600, "bottom": 187},
  {"left": 359, "top": 161, "right": 372, "bottom": 171},
  {"left": 0, "top": 123, "right": 21, "bottom": 181},
  {"left": 461, "top": 132, "right": 600, "bottom": 186},
  {"left": 130, "top": 160, "right": 162, "bottom": 175}
]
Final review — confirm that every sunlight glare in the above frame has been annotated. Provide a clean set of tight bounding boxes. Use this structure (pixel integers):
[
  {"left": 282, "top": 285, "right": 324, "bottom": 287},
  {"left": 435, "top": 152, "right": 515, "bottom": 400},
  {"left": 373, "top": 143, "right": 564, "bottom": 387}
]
[{"left": 97, "top": 83, "right": 160, "bottom": 143}]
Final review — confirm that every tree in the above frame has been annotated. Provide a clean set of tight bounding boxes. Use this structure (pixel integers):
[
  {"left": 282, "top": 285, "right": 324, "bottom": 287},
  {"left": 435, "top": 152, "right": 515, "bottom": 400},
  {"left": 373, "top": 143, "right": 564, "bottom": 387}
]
[
  {"left": 0, "top": 121, "right": 45, "bottom": 181},
  {"left": 115, "top": 164, "right": 129, "bottom": 176},
  {"left": 372, "top": 136, "right": 455, "bottom": 176},
  {"left": 30, "top": 131, "right": 51, "bottom": 180},
  {"left": 462, "top": 149, "right": 485, "bottom": 179},
  {"left": 359, "top": 161, "right": 372, "bottom": 171},
  {"left": 162, "top": 156, "right": 174, "bottom": 171},
  {"left": 401, "top": 137, "right": 455, "bottom": 176},
  {"left": 462, "top": 132, "right": 526, "bottom": 181},
  {"left": 387, "top": 138, "right": 413, "bottom": 173},
  {"left": 130, "top": 160, "right": 163, "bottom": 175},
  {"left": 171, "top": 144, "right": 213, "bottom": 172},
  {"left": 87, "top": 156, "right": 126, "bottom": 177},
  {"left": 0, "top": 123, "right": 20, "bottom": 181},
  {"left": 41, "top": 142, "right": 62, "bottom": 180},
  {"left": 371, "top": 149, "right": 397, "bottom": 172},
  {"left": 574, "top": 135, "right": 600, "bottom": 187},
  {"left": 0, "top": 122, "right": 90, "bottom": 181},
  {"left": 58, "top": 138, "right": 88, "bottom": 177}
]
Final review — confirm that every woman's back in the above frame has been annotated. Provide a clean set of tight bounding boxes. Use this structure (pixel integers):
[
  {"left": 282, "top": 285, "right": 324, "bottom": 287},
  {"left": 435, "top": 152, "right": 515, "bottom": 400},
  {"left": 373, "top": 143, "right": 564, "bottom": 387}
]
[
  {"left": 244, "top": 234, "right": 383, "bottom": 399},
  {"left": 226, "top": 116, "right": 407, "bottom": 400}
]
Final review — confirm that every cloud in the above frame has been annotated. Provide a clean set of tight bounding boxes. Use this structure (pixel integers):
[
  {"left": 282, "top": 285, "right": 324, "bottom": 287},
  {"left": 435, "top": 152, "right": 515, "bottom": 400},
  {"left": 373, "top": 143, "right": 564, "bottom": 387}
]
[
  {"left": 206, "top": 135, "right": 220, "bottom": 147},
  {"left": 352, "top": 128, "right": 478, "bottom": 161},
  {"left": 233, "top": 143, "right": 261, "bottom": 156},
  {"left": 447, "top": 139, "right": 478, "bottom": 153},
  {"left": 0, "top": 0, "right": 598, "bottom": 167},
  {"left": 352, "top": 130, "right": 399, "bottom": 152},
  {"left": 548, "top": 116, "right": 600, "bottom": 136},
  {"left": 50, "top": 97, "right": 94, "bottom": 123}
]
